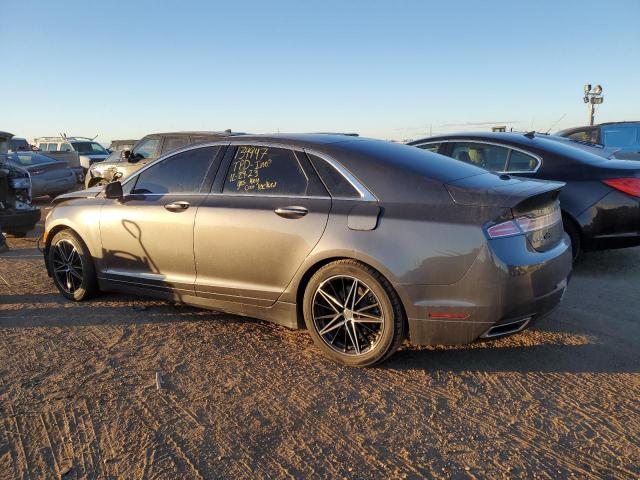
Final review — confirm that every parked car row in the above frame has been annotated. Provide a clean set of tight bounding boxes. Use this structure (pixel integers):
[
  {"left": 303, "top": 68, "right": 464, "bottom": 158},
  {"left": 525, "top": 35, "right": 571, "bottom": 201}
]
[{"left": 4, "top": 121, "right": 639, "bottom": 367}]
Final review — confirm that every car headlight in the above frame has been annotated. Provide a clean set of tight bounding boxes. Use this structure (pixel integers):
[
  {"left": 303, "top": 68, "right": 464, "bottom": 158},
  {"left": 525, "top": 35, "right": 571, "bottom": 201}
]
[{"left": 9, "top": 177, "right": 31, "bottom": 189}]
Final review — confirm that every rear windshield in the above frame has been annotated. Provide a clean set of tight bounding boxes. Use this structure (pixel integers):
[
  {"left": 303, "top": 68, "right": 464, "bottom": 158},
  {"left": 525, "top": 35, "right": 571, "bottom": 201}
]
[{"left": 8, "top": 152, "right": 59, "bottom": 166}]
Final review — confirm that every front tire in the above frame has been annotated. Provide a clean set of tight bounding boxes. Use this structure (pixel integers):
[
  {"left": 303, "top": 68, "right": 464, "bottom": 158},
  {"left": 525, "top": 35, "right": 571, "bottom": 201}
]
[
  {"left": 47, "top": 229, "right": 97, "bottom": 301},
  {"left": 303, "top": 260, "right": 406, "bottom": 367}
]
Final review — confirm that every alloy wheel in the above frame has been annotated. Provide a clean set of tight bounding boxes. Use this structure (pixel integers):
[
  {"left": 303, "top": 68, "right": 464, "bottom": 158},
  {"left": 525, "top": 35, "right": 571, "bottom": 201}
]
[
  {"left": 52, "top": 239, "right": 84, "bottom": 294},
  {"left": 311, "top": 275, "right": 385, "bottom": 356}
]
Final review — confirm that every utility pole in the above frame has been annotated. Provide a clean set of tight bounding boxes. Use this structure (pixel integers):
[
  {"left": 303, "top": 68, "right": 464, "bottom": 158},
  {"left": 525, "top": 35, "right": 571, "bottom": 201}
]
[{"left": 583, "top": 84, "right": 604, "bottom": 126}]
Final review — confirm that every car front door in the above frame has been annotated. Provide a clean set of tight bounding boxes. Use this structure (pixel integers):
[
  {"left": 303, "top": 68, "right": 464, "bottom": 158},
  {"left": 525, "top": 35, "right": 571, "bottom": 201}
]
[
  {"left": 99, "top": 145, "right": 222, "bottom": 298},
  {"left": 193, "top": 144, "right": 331, "bottom": 306}
]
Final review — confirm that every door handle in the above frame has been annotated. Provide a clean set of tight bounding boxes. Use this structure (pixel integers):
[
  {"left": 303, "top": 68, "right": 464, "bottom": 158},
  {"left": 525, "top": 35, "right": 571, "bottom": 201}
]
[
  {"left": 164, "top": 201, "right": 190, "bottom": 212},
  {"left": 274, "top": 206, "right": 308, "bottom": 219}
]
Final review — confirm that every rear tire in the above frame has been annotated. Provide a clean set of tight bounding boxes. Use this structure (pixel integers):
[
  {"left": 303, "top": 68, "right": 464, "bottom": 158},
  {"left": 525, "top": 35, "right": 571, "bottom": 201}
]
[
  {"left": 47, "top": 229, "right": 98, "bottom": 301},
  {"left": 563, "top": 217, "right": 581, "bottom": 262},
  {"left": 303, "top": 259, "right": 406, "bottom": 367}
]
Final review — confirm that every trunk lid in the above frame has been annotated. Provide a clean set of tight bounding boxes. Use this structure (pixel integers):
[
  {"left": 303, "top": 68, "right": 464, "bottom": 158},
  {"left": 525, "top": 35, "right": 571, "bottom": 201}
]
[
  {"left": 446, "top": 173, "right": 566, "bottom": 252},
  {"left": 444, "top": 172, "right": 565, "bottom": 208}
]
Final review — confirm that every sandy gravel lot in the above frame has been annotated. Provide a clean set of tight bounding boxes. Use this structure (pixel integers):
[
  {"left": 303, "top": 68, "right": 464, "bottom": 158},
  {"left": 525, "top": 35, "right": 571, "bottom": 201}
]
[{"left": 1, "top": 202, "right": 638, "bottom": 479}]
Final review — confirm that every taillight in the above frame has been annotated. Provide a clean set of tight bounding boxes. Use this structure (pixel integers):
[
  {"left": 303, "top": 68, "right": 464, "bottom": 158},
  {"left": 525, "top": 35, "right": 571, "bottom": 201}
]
[
  {"left": 602, "top": 178, "right": 640, "bottom": 198},
  {"left": 487, "top": 208, "right": 562, "bottom": 239}
]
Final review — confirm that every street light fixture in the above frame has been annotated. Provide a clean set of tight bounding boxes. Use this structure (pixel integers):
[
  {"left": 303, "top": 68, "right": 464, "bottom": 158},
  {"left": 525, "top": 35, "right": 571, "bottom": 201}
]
[{"left": 584, "top": 84, "right": 604, "bottom": 125}]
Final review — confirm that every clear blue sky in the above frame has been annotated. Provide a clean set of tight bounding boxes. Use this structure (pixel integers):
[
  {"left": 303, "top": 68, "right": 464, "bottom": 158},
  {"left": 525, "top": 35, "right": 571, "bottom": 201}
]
[{"left": 2, "top": 0, "right": 639, "bottom": 143}]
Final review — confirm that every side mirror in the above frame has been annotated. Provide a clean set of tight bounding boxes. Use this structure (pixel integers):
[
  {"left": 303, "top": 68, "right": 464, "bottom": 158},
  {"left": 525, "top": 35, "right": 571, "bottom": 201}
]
[
  {"left": 122, "top": 150, "right": 131, "bottom": 160},
  {"left": 104, "top": 180, "right": 123, "bottom": 199}
]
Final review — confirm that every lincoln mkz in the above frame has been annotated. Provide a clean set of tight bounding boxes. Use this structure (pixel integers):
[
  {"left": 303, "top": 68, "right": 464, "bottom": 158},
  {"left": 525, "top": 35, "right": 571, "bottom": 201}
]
[{"left": 43, "top": 135, "right": 572, "bottom": 366}]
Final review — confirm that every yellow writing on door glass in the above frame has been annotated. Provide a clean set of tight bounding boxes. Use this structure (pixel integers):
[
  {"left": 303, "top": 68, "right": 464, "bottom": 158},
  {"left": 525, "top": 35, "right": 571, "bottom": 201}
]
[{"left": 229, "top": 146, "right": 279, "bottom": 192}]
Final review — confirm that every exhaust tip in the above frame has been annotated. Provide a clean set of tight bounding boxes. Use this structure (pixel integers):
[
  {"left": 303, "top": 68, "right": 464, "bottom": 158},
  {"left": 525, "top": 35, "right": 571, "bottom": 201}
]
[{"left": 480, "top": 317, "right": 532, "bottom": 339}]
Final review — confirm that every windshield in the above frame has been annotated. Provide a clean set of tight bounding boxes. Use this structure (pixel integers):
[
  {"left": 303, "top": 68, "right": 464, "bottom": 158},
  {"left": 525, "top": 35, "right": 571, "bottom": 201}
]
[
  {"left": 72, "top": 141, "right": 108, "bottom": 155},
  {"left": 7, "top": 152, "right": 59, "bottom": 166}
]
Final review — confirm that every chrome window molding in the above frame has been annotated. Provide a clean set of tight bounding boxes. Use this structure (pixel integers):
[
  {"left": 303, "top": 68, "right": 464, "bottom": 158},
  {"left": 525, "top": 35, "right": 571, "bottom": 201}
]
[
  {"left": 412, "top": 139, "right": 543, "bottom": 174},
  {"left": 122, "top": 140, "right": 378, "bottom": 202}
]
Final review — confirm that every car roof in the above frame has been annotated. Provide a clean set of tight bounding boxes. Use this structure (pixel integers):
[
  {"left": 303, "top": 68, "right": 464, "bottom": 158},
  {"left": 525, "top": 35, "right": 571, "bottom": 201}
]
[
  {"left": 0, "top": 131, "right": 14, "bottom": 139},
  {"left": 144, "top": 130, "right": 245, "bottom": 138}
]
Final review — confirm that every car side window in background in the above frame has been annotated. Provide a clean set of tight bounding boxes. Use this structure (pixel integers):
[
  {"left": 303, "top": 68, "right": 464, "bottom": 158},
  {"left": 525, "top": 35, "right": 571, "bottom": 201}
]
[
  {"left": 161, "top": 136, "right": 189, "bottom": 154},
  {"left": 223, "top": 146, "right": 309, "bottom": 196},
  {"left": 60, "top": 143, "right": 73, "bottom": 152},
  {"left": 417, "top": 143, "right": 441, "bottom": 153},
  {"left": 47, "top": 143, "right": 59, "bottom": 151},
  {"left": 132, "top": 138, "right": 161, "bottom": 159},
  {"left": 307, "top": 153, "right": 360, "bottom": 198},
  {"left": 450, "top": 142, "right": 509, "bottom": 171},
  {"left": 601, "top": 125, "right": 639, "bottom": 148},
  {"left": 132, "top": 146, "right": 218, "bottom": 194},
  {"left": 568, "top": 129, "right": 598, "bottom": 144},
  {"left": 507, "top": 150, "right": 538, "bottom": 172}
]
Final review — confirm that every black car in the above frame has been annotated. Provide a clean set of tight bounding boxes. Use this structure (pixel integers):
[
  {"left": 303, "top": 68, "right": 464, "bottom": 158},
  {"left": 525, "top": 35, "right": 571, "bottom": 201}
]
[
  {"left": 408, "top": 132, "right": 640, "bottom": 259},
  {"left": 556, "top": 121, "right": 640, "bottom": 160}
]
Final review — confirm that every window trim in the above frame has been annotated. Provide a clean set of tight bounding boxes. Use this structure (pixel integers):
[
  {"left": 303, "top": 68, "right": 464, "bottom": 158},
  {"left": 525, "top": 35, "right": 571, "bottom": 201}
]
[
  {"left": 412, "top": 139, "right": 542, "bottom": 174},
  {"left": 126, "top": 145, "right": 223, "bottom": 196},
  {"left": 121, "top": 140, "right": 377, "bottom": 201}
]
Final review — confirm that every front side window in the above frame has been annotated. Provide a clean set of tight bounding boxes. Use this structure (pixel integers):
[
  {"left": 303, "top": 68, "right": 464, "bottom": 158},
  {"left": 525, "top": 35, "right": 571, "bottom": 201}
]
[
  {"left": 450, "top": 142, "right": 509, "bottom": 171},
  {"left": 43, "top": 143, "right": 59, "bottom": 151},
  {"left": 507, "top": 150, "right": 538, "bottom": 172},
  {"left": 601, "top": 125, "right": 639, "bottom": 148},
  {"left": 72, "top": 142, "right": 108, "bottom": 154},
  {"left": 223, "top": 146, "right": 309, "bottom": 196},
  {"left": 161, "top": 136, "right": 189, "bottom": 154},
  {"left": 132, "top": 138, "right": 161, "bottom": 159},
  {"left": 416, "top": 143, "right": 441, "bottom": 153},
  {"left": 131, "top": 146, "right": 218, "bottom": 194},
  {"left": 568, "top": 129, "right": 598, "bottom": 144},
  {"left": 60, "top": 143, "right": 73, "bottom": 152}
]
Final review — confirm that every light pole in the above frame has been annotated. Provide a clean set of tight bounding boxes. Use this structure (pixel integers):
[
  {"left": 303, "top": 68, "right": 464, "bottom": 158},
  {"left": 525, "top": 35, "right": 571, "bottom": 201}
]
[{"left": 583, "top": 84, "right": 604, "bottom": 126}]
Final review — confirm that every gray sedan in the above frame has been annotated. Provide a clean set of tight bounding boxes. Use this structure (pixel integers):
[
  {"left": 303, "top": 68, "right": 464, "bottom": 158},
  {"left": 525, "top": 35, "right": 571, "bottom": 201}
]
[
  {"left": 42, "top": 134, "right": 572, "bottom": 366},
  {"left": 7, "top": 152, "right": 78, "bottom": 198}
]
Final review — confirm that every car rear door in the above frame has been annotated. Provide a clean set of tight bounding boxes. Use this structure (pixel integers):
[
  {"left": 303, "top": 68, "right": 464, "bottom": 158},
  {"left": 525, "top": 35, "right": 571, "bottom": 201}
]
[
  {"left": 193, "top": 144, "right": 331, "bottom": 306},
  {"left": 99, "top": 145, "right": 222, "bottom": 298}
]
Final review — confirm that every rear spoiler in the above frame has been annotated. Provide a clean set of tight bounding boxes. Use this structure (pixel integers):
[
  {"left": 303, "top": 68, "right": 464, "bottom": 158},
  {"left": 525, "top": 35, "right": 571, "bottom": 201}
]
[{"left": 445, "top": 172, "right": 565, "bottom": 209}]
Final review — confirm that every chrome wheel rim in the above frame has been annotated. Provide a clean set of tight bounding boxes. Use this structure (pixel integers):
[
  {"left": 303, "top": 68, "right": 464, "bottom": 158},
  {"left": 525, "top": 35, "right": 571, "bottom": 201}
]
[
  {"left": 312, "top": 275, "right": 385, "bottom": 356},
  {"left": 52, "top": 239, "right": 83, "bottom": 294}
]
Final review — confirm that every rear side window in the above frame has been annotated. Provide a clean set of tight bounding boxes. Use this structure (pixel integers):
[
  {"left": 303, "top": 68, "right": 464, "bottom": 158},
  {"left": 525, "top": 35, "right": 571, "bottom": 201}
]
[
  {"left": 450, "top": 142, "right": 509, "bottom": 171},
  {"left": 161, "top": 136, "right": 189, "bottom": 154},
  {"left": 507, "top": 150, "right": 538, "bottom": 172},
  {"left": 223, "top": 146, "right": 309, "bottom": 196},
  {"left": 132, "top": 146, "right": 218, "bottom": 194},
  {"left": 307, "top": 153, "right": 360, "bottom": 198}
]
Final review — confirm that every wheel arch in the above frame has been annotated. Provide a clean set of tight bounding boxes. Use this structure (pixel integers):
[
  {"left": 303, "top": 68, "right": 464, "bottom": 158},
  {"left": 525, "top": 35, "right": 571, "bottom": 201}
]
[{"left": 294, "top": 255, "right": 408, "bottom": 330}]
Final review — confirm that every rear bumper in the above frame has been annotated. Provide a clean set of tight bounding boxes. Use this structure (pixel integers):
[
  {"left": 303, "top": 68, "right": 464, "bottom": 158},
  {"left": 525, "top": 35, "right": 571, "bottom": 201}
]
[
  {"left": 399, "top": 234, "right": 572, "bottom": 345},
  {"left": 0, "top": 208, "right": 41, "bottom": 232}
]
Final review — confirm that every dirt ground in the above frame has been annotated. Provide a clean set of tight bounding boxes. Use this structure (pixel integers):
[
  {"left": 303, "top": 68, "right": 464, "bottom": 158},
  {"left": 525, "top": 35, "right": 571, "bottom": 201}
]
[{"left": 0, "top": 201, "right": 638, "bottom": 479}]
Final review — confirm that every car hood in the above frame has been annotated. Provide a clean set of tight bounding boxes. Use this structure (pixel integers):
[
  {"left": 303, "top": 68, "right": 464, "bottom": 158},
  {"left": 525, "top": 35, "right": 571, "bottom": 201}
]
[
  {"left": 51, "top": 185, "right": 103, "bottom": 204},
  {"left": 445, "top": 172, "right": 565, "bottom": 208}
]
